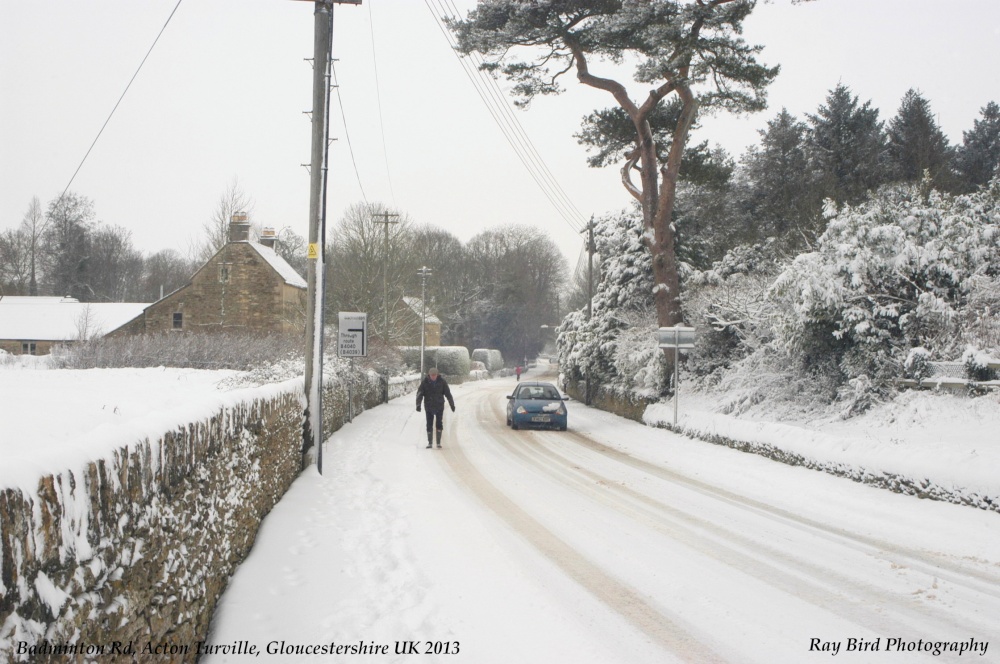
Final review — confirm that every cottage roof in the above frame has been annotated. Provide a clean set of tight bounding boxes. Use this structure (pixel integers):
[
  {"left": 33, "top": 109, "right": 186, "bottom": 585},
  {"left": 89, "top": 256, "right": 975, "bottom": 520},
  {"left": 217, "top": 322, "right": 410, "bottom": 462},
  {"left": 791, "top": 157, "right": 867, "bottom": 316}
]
[
  {"left": 402, "top": 296, "right": 441, "bottom": 325},
  {"left": 247, "top": 241, "right": 307, "bottom": 289},
  {"left": 0, "top": 297, "right": 149, "bottom": 341}
]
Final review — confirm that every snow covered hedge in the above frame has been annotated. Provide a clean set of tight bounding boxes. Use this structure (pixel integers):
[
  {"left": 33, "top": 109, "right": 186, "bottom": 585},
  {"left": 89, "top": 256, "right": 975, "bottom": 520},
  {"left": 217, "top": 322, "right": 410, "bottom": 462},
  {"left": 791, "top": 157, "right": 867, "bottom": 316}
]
[
  {"left": 471, "top": 348, "right": 504, "bottom": 372},
  {"left": 398, "top": 346, "right": 471, "bottom": 378},
  {"left": 559, "top": 178, "right": 1000, "bottom": 415}
]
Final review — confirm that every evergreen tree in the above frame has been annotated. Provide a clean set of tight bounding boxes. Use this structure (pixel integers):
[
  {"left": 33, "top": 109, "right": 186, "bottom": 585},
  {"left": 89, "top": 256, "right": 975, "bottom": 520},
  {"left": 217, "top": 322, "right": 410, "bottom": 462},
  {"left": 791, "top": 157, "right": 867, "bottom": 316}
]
[
  {"left": 886, "top": 88, "right": 956, "bottom": 191},
  {"left": 742, "top": 109, "right": 824, "bottom": 249},
  {"left": 956, "top": 101, "right": 1000, "bottom": 191},
  {"left": 807, "top": 84, "right": 887, "bottom": 205}
]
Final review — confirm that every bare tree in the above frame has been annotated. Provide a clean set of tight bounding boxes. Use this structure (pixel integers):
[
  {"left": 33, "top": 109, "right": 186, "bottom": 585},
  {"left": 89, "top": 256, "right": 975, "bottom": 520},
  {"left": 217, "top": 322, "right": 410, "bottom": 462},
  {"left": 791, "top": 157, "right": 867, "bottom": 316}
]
[
  {"left": 198, "top": 178, "right": 255, "bottom": 261},
  {"left": 21, "top": 197, "right": 47, "bottom": 295},
  {"left": 327, "top": 202, "right": 415, "bottom": 343},
  {"left": 0, "top": 227, "right": 31, "bottom": 295},
  {"left": 141, "top": 248, "right": 193, "bottom": 302},
  {"left": 89, "top": 225, "right": 145, "bottom": 301}
]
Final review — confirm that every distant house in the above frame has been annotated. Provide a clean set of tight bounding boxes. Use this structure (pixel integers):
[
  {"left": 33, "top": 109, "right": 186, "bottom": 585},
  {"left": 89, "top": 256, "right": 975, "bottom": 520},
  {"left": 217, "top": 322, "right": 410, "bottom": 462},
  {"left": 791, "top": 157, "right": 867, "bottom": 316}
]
[
  {"left": 0, "top": 296, "right": 148, "bottom": 355},
  {"left": 399, "top": 296, "right": 441, "bottom": 346},
  {"left": 111, "top": 219, "right": 307, "bottom": 337}
]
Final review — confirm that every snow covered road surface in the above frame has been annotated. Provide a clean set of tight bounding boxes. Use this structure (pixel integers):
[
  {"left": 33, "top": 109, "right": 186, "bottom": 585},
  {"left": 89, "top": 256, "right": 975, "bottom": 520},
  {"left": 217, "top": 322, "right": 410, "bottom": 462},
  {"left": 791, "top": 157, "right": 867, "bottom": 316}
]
[{"left": 205, "top": 370, "right": 1000, "bottom": 663}]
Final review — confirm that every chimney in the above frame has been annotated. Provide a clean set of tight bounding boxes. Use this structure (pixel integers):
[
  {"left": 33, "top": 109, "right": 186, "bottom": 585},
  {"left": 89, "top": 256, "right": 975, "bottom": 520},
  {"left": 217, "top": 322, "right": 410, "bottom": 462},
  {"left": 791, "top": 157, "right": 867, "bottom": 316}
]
[
  {"left": 259, "top": 226, "right": 277, "bottom": 249},
  {"left": 229, "top": 212, "right": 250, "bottom": 243}
]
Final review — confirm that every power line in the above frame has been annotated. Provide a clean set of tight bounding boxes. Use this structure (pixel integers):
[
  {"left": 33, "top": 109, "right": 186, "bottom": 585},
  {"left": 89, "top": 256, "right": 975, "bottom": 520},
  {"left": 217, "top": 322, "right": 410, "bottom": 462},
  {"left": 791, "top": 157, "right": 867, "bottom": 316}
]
[
  {"left": 330, "top": 58, "right": 369, "bottom": 202},
  {"left": 57, "top": 0, "right": 184, "bottom": 204},
  {"left": 439, "top": 0, "right": 589, "bottom": 227},
  {"left": 422, "top": 0, "right": 586, "bottom": 233}
]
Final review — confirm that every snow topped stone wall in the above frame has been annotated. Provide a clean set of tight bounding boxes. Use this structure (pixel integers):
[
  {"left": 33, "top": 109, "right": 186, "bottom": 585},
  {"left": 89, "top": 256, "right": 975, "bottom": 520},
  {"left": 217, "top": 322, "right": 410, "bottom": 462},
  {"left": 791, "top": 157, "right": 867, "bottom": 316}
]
[{"left": 0, "top": 371, "right": 418, "bottom": 662}]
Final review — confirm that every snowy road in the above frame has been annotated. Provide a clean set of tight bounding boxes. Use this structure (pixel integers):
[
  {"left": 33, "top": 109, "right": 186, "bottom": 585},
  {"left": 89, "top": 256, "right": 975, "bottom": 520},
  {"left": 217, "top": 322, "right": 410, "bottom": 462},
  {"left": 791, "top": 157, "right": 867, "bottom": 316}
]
[{"left": 205, "top": 368, "right": 1000, "bottom": 663}]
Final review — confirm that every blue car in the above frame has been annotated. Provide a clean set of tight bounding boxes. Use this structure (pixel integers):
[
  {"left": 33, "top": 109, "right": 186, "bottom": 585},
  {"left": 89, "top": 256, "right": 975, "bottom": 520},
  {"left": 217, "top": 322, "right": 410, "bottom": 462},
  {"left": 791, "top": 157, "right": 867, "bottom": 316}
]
[{"left": 506, "top": 381, "right": 568, "bottom": 431}]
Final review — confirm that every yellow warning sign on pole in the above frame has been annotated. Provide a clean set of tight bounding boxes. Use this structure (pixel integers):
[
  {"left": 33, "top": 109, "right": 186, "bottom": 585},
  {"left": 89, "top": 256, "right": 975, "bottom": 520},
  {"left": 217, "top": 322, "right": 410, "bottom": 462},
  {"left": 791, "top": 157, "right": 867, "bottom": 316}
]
[{"left": 307, "top": 243, "right": 319, "bottom": 260}]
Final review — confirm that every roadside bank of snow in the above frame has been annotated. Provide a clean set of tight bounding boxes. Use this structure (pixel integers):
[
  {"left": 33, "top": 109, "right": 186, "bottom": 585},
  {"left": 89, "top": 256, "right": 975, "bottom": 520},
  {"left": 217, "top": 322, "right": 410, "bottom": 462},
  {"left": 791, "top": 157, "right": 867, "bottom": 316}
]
[{"left": 645, "top": 389, "right": 1000, "bottom": 513}]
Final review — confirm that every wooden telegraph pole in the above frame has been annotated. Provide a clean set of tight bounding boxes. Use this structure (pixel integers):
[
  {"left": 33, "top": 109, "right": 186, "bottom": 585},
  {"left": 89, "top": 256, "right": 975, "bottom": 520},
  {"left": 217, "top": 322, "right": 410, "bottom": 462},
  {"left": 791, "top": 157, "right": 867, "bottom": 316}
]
[{"left": 301, "top": 0, "right": 361, "bottom": 473}]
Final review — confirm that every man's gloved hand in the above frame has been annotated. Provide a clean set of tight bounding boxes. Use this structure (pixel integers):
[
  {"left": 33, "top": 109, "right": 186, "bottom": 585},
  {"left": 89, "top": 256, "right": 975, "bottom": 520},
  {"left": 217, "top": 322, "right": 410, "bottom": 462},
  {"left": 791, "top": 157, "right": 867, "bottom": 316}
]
[
  {"left": 416, "top": 406, "right": 421, "bottom": 412},
  {"left": 451, "top": 405, "right": 456, "bottom": 412}
]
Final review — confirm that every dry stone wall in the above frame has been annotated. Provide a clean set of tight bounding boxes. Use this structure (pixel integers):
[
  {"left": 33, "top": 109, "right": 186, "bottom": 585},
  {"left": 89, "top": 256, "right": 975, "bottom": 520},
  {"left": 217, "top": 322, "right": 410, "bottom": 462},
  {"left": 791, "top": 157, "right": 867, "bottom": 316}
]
[{"left": 0, "top": 371, "right": 419, "bottom": 663}]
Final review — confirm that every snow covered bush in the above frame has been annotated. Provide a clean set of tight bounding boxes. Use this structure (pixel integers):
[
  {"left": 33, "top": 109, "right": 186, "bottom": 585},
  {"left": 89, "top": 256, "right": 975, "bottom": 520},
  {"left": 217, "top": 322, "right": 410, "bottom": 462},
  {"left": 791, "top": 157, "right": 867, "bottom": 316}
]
[
  {"left": 52, "top": 332, "right": 303, "bottom": 371},
  {"left": 767, "top": 177, "right": 1000, "bottom": 406},
  {"left": 962, "top": 346, "right": 997, "bottom": 381},
  {"left": 683, "top": 241, "right": 785, "bottom": 383},
  {"left": 903, "top": 346, "right": 932, "bottom": 380},
  {"left": 471, "top": 348, "right": 504, "bottom": 371},
  {"left": 558, "top": 209, "right": 663, "bottom": 395}
]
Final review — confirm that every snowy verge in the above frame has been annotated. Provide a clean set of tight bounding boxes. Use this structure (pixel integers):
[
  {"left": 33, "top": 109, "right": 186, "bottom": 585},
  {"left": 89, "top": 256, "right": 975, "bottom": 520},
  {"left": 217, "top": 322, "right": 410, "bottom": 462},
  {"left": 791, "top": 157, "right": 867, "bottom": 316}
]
[{"left": 644, "top": 389, "right": 1000, "bottom": 514}]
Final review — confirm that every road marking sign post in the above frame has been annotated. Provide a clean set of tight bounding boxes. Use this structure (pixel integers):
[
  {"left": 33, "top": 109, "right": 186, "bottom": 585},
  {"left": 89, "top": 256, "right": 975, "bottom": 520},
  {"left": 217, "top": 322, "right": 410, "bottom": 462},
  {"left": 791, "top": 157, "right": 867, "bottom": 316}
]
[
  {"left": 339, "top": 312, "right": 367, "bottom": 423},
  {"left": 657, "top": 326, "right": 697, "bottom": 428},
  {"left": 338, "top": 312, "right": 367, "bottom": 358}
]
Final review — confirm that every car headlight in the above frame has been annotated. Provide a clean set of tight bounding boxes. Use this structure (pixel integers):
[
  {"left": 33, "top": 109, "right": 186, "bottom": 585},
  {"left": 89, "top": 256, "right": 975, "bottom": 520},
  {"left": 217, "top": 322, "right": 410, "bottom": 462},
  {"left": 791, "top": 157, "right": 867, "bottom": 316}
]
[
  {"left": 556, "top": 406, "right": 565, "bottom": 415},
  {"left": 516, "top": 406, "right": 527, "bottom": 414}
]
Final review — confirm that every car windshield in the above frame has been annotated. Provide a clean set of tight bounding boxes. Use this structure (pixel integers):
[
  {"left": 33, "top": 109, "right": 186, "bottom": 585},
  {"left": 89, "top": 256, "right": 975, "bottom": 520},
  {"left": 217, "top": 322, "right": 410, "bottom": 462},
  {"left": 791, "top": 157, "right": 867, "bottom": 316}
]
[{"left": 517, "top": 385, "right": 560, "bottom": 400}]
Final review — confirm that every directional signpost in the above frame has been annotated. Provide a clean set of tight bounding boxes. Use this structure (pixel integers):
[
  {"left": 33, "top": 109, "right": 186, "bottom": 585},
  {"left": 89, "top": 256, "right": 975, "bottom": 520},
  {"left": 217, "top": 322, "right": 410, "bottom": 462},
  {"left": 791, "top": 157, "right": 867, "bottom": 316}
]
[
  {"left": 338, "top": 312, "right": 368, "bottom": 358},
  {"left": 339, "top": 312, "right": 367, "bottom": 423},
  {"left": 658, "top": 326, "right": 697, "bottom": 428}
]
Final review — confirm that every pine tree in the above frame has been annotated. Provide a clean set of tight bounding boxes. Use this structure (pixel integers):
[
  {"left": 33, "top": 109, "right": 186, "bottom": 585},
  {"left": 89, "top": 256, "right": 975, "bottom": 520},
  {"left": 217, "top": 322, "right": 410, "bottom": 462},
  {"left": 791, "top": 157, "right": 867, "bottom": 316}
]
[
  {"left": 807, "top": 84, "right": 888, "bottom": 205},
  {"left": 956, "top": 101, "right": 1000, "bottom": 191},
  {"left": 742, "top": 109, "right": 824, "bottom": 249},
  {"left": 886, "top": 88, "right": 956, "bottom": 191}
]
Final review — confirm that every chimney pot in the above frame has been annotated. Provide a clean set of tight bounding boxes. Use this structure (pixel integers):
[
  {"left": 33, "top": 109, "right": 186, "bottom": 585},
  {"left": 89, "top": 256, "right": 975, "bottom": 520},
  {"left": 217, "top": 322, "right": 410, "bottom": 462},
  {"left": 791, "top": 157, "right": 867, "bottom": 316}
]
[
  {"left": 229, "top": 212, "right": 250, "bottom": 243},
  {"left": 260, "top": 227, "right": 277, "bottom": 249}
]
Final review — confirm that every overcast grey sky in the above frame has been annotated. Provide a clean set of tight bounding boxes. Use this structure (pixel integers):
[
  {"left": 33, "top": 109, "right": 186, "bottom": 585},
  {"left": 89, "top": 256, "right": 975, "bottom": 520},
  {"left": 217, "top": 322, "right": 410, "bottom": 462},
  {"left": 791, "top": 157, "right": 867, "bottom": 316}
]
[{"left": 2, "top": 0, "right": 999, "bottom": 271}]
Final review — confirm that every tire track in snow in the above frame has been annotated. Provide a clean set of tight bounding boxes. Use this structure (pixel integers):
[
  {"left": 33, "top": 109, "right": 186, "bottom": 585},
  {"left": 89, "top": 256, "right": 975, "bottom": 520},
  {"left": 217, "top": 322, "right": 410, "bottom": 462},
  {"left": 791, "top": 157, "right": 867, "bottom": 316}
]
[
  {"left": 486, "top": 410, "right": 995, "bottom": 649},
  {"left": 467, "top": 382, "right": 999, "bottom": 660},
  {"left": 436, "top": 406, "right": 728, "bottom": 664},
  {"left": 554, "top": 424, "right": 1000, "bottom": 598}
]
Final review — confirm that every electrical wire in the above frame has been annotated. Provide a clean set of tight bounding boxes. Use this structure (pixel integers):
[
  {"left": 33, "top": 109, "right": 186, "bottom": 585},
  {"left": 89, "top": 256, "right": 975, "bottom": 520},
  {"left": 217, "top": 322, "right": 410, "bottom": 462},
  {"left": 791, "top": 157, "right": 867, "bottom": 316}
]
[
  {"left": 439, "top": 0, "right": 588, "bottom": 227},
  {"left": 330, "top": 6, "right": 369, "bottom": 204},
  {"left": 56, "top": 0, "right": 184, "bottom": 205},
  {"left": 330, "top": 62, "right": 369, "bottom": 203},
  {"left": 423, "top": 0, "right": 586, "bottom": 233}
]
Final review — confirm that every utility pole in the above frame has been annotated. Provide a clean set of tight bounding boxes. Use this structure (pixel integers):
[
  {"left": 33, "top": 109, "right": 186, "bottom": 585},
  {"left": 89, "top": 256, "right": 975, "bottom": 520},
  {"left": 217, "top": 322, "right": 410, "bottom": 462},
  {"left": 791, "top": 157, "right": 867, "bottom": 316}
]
[
  {"left": 301, "top": 0, "right": 361, "bottom": 472},
  {"left": 417, "top": 266, "right": 432, "bottom": 375},
  {"left": 374, "top": 210, "right": 398, "bottom": 403}
]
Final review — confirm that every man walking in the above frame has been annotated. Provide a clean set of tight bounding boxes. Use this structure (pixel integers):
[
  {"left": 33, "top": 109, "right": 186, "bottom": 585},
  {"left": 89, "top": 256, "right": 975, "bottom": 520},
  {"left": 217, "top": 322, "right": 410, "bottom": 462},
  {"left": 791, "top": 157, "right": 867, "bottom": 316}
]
[{"left": 415, "top": 367, "right": 455, "bottom": 449}]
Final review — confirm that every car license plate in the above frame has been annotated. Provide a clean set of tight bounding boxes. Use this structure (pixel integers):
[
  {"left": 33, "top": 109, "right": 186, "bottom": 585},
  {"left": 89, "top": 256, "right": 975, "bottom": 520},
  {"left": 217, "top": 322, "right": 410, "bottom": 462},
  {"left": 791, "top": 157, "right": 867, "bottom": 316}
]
[{"left": 531, "top": 415, "right": 551, "bottom": 423}]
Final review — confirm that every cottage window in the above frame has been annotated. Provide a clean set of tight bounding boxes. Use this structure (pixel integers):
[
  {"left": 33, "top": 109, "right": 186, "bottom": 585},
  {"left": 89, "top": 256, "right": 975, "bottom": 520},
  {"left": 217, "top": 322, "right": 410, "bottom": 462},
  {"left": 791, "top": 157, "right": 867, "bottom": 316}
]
[
  {"left": 21, "top": 342, "right": 37, "bottom": 355},
  {"left": 173, "top": 312, "right": 183, "bottom": 330},
  {"left": 219, "top": 264, "right": 231, "bottom": 283}
]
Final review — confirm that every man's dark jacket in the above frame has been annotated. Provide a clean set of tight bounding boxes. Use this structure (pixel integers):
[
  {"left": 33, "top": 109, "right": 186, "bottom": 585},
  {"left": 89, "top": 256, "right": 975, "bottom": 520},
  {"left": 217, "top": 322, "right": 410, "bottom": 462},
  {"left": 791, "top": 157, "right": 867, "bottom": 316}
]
[{"left": 416, "top": 376, "right": 455, "bottom": 412}]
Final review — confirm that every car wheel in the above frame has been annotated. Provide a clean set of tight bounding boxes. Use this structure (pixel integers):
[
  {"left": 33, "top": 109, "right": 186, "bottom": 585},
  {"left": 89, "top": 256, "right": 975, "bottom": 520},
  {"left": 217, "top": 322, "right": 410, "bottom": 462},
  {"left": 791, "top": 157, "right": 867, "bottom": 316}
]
[
  {"left": 559, "top": 424, "right": 567, "bottom": 431},
  {"left": 511, "top": 420, "right": 519, "bottom": 430}
]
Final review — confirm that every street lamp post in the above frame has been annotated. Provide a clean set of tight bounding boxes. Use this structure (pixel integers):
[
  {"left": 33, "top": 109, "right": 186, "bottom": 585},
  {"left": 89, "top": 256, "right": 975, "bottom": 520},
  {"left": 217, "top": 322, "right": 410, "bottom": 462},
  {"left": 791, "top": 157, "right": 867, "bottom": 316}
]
[{"left": 417, "top": 266, "right": 432, "bottom": 375}]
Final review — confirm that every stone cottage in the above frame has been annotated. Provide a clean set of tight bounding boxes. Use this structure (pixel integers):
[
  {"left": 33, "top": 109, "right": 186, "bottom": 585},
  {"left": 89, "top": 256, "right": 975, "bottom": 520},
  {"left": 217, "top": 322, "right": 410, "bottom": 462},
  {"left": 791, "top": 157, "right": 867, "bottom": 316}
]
[
  {"left": 399, "top": 296, "right": 441, "bottom": 346},
  {"left": 0, "top": 296, "right": 148, "bottom": 355},
  {"left": 112, "top": 219, "right": 307, "bottom": 337}
]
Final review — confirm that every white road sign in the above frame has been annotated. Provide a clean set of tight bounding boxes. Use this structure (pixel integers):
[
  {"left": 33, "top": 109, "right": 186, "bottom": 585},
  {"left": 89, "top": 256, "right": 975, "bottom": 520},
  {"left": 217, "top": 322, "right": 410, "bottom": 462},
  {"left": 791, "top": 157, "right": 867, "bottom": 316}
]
[{"left": 338, "top": 312, "right": 367, "bottom": 357}]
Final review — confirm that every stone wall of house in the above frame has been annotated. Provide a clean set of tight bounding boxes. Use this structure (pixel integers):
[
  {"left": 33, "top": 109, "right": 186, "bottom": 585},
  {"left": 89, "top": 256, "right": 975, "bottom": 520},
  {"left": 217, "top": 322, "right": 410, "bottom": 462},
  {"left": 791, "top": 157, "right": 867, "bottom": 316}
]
[
  {"left": 0, "top": 340, "right": 59, "bottom": 356},
  {"left": 0, "top": 371, "right": 417, "bottom": 663},
  {"left": 140, "top": 244, "right": 304, "bottom": 336}
]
